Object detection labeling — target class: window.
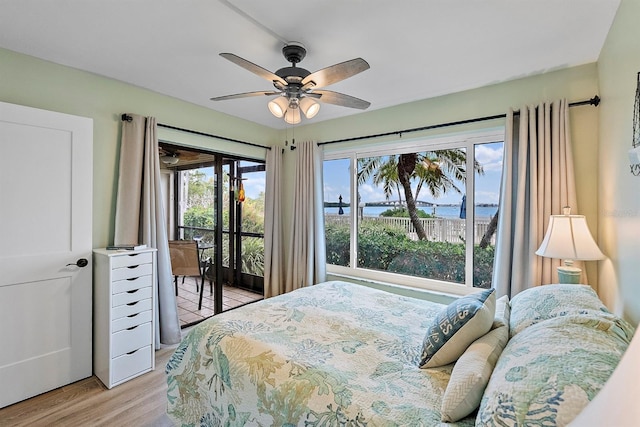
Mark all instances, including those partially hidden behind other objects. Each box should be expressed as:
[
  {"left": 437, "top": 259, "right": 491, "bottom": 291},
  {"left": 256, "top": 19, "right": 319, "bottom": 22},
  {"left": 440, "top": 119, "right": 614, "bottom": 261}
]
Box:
[{"left": 323, "top": 130, "right": 504, "bottom": 294}]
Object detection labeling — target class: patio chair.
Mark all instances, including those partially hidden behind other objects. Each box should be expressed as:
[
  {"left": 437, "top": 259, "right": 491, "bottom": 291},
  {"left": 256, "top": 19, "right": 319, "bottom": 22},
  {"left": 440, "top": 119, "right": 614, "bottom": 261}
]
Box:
[{"left": 168, "top": 240, "right": 212, "bottom": 310}]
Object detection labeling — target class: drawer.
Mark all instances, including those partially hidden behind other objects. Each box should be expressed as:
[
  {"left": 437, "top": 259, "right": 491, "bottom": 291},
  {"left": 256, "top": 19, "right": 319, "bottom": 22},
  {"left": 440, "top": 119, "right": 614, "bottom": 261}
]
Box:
[
  {"left": 112, "top": 322, "right": 152, "bottom": 358},
  {"left": 111, "top": 252, "right": 153, "bottom": 269},
  {"left": 112, "top": 286, "right": 152, "bottom": 308},
  {"left": 112, "top": 298, "right": 152, "bottom": 320},
  {"left": 112, "top": 263, "right": 153, "bottom": 281},
  {"left": 112, "top": 275, "right": 152, "bottom": 294},
  {"left": 112, "top": 309, "right": 152, "bottom": 333},
  {"left": 112, "top": 345, "right": 152, "bottom": 385}
]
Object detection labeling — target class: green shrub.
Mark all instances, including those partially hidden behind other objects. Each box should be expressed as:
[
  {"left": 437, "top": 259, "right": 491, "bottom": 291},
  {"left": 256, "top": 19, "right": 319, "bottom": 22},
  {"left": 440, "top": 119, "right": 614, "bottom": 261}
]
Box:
[
  {"left": 473, "top": 245, "right": 495, "bottom": 289},
  {"left": 239, "top": 237, "right": 264, "bottom": 276},
  {"left": 379, "top": 207, "right": 432, "bottom": 218},
  {"left": 357, "top": 220, "right": 407, "bottom": 270},
  {"left": 183, "top": 206, "right": 214, "bottom": 240},
  {"left": 325, "top": 219, "right": 494, "bottom": 288},
  {"left": 325, "top": 221, "right": 350, "bottom": 267}
]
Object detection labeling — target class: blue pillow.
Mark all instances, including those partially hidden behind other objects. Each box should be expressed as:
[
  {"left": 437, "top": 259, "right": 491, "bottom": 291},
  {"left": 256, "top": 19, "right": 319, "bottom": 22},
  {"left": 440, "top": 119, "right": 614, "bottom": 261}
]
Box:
[{"left": 419, "top": 288, "right": 496, "bottom": 368}]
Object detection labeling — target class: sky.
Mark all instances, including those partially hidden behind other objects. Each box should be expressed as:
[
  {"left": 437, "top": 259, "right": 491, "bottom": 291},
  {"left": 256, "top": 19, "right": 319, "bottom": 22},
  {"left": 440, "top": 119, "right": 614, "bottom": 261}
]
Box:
[
  {"left": 323, "top": 142, "right": 504, "bottom": 206},
  {"left": 241, "top": 172, "right": 266, "bottom": 199}
]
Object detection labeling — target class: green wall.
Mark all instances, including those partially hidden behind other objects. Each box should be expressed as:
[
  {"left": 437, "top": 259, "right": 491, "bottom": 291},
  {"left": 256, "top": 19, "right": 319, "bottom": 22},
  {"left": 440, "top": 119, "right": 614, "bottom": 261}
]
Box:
[
  {"left": 0, "top": 48, "right": 279, "bottom": 249},
  {"left": 597, "top": 0, "right": 640, "bottom": 324}
]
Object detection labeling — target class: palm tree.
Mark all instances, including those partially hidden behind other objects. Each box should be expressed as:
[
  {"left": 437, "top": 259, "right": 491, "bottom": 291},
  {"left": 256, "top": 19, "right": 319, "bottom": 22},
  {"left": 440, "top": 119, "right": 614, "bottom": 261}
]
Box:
[
  {"left": 358, "top": 149, "right": 483, "bottom": 240},
  {"left": 358, "top": 156, "right": 403, "bottom": 205}
]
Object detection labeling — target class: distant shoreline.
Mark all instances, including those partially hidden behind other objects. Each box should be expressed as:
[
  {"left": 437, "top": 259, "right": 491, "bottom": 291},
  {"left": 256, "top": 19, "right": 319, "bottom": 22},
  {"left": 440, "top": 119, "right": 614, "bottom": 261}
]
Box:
[
  {"left": 324, "top": 202, "right": 498, "bottom": 208},
  {"left": 325, "top": 204, "right": 498, "bottom": 220}
]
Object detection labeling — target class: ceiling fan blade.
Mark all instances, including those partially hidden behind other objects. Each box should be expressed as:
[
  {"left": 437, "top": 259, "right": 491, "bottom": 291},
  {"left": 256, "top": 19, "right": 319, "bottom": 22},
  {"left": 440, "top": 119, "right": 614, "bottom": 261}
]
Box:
[
  {"left": 301, "top": 58, "right": 369, "bottom": 89},
  {"left": 220, "top": 53, "right": 288, "bottom": 87},
  {"left": 210, "top": 91, "right": 280, "bottom": 101},
  {"left": 312, "top": 90, "right": 371, "bottom": 110}
]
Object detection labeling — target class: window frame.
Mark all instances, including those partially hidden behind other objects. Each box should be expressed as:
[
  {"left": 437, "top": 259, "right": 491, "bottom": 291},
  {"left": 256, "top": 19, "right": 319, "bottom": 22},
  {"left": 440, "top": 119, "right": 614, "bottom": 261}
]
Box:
[{"left": 323, "top": 128, "right": 505, "bottom": 296}]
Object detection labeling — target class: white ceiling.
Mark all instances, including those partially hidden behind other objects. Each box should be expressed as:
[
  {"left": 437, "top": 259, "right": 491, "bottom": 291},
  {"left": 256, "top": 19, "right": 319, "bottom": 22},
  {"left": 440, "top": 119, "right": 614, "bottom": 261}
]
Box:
[{"left": 0, "top": 0, "right": 620, "bottom": 129}]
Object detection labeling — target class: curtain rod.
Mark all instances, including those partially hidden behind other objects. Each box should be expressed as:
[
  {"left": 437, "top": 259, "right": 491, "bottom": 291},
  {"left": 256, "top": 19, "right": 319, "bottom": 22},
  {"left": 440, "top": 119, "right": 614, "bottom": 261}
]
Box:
[
  {"left": 120, "top": 114, "right": 271, "bottom": 151},
  {"left": 318, "top": 95, "right": 600, "bottom": 147}
]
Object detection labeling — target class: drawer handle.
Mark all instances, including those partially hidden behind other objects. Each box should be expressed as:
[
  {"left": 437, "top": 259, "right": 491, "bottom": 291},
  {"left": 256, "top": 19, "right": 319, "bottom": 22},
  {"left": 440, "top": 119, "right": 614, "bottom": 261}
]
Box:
[
  {"left": 127, "top": 265, "right": 140, "bottom": 269},
  {"left": 126, "top": 301, "right": 140, "bottom": 306},
  {"left": 127, "top": 325, "right": 139, "bottom": 331},
  {"left": 126, "top": 349, "right": 140, "bottom": 355},
  {"left": 126, "top": 277, "right": 141, "bottom": 281},
  {"left": 127, "top": 289, "right": 141, "bottom": 294},
  {"left": 127, "top": 313, "right": 140, "bottom": 318}
]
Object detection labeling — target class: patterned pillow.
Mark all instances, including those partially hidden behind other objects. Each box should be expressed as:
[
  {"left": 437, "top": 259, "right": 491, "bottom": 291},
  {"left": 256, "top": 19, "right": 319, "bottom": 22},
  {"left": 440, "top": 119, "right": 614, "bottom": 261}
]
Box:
[
  {"left": 509, "top": 284, "right": 609, "bottom": 337},
  {"left": 440, "top": 295, "right": 510, "bottom": 422},
  {"left": 477, "top": 314, "right": 634, "bottom": 426},
  {"left": 494, "top": 295, "right": 511, "bottom": 330},
  {"left": 419, "top": 288, "right": 495, "bottom": 368}
]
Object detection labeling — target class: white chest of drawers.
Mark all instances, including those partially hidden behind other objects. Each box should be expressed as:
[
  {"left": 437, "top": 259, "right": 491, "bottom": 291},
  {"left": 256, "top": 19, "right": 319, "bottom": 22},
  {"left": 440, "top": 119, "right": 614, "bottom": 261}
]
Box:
[{"left": 93, "top": 248, "right": 157, "bottom": 388}]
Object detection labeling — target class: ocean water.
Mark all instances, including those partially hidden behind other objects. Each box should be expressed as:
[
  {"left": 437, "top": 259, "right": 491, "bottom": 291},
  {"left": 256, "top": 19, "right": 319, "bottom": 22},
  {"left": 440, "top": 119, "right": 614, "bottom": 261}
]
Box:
[{"left": 325, "top": 205, "right": 498, "bottom": 219}]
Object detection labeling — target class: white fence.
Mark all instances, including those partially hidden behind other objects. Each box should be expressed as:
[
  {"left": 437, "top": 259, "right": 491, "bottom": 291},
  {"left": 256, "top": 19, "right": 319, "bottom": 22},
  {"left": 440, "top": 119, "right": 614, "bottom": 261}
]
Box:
[{"left": 325, "top": 214, "right": 495, "bottom": 245}]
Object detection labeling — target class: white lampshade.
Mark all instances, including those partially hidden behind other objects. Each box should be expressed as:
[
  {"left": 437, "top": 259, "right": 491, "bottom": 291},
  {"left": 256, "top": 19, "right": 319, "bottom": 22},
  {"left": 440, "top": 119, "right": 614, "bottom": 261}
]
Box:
[
  {"left": 268, "top": 97, "right": 289, "bottom": 118},
  {"left": 536, "top": 208, "right": 604, "bottom": 284},
  {"left": 284, "top": 107, "right": 301, "bottom": 124},
  {"left": 536, "top": 214, "right": 605, "bottom": 261},
  {"left": 299, "top": 97, "right": 320, "bottom": 119}
]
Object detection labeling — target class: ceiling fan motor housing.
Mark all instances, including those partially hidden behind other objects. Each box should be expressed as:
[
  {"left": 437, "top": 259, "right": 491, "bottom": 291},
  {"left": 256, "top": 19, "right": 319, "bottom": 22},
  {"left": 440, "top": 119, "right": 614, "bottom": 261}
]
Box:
[{"left": 282, "top": 42, "right": 306, "bottom": 64}]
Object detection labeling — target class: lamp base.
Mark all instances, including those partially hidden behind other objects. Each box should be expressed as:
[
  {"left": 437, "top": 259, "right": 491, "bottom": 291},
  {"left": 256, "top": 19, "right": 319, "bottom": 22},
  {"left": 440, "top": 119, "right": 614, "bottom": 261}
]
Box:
[{"left": 557, "top": 266, "right": 581, "bottom": 284}]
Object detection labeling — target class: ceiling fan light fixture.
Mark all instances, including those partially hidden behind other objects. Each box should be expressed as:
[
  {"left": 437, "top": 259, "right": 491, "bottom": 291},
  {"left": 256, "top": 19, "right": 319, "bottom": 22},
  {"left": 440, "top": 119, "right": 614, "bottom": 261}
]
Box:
[
  {"left": 160, "top": 155, "right": 179, "bottom": 165},
  {"left": 300, "top": 97, "right": 320, "bottom": 119},
  {"left": 268, "top": 96, "right": 288, "bottom": 118},
  {"left": 284, "top": 107, "right": 301, "bottom": 125}
]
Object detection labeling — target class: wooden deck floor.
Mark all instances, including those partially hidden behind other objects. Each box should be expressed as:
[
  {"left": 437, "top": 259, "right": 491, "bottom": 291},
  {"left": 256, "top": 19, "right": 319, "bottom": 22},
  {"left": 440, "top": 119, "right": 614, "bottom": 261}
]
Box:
[{"left": 175, "top": 276, "right": 263, "bottom": 327}]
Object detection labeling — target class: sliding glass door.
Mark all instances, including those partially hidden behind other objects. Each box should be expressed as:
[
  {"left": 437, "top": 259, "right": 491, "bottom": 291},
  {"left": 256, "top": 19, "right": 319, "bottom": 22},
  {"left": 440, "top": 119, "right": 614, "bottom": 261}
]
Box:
[{"left": 160, "top": 143, "right": 264, "bottom": 324}]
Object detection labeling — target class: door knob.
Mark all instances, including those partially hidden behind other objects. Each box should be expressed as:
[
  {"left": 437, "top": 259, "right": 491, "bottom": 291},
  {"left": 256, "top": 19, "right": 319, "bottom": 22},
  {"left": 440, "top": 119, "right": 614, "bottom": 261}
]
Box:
[{"left": 67, "top": 258, "right": 89, "bottom": 268}]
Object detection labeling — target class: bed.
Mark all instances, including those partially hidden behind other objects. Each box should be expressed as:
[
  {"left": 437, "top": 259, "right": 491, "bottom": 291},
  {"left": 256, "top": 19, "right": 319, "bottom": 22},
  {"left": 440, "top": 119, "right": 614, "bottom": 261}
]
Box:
[{"left": 166, "top": 280, "right": 635, "bottom": 426}]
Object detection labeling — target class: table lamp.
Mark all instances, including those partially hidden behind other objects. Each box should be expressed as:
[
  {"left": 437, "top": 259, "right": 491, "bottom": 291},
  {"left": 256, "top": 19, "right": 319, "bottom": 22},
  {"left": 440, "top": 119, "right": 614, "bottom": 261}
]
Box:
[{"left": 535, "top": 206, "right": 605, "bottom": 284}]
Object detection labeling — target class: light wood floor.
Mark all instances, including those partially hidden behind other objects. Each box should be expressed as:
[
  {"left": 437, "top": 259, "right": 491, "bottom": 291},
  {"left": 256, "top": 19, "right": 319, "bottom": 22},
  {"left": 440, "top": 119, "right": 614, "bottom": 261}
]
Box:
[
  {"left": 0, "top": 347, "right": 176, "bottom": 427},
  {"left": 0, "top": 281, "right": 263, "bottom": 427}
]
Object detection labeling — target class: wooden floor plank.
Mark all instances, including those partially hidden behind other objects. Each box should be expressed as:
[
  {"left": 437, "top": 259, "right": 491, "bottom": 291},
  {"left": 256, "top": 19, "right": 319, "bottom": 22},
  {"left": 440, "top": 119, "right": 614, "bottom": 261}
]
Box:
[{"left": 0, "top": 347, "right": 176, "bottom": 427}]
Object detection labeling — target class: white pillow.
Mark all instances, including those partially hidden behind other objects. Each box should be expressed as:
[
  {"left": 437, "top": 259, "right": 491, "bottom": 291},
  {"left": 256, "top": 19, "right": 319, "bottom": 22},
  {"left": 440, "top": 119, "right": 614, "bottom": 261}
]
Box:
[
  {"left": 419, "top": 288, "right": 496, "bottom": 368},
  {"left": 440, "top": 320, "right": 509, "bottom": 421}
]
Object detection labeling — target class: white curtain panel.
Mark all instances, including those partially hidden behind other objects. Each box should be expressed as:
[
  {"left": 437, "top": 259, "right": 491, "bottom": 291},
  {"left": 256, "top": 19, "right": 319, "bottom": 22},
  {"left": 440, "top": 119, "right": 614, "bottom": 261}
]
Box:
[
  {"left": 114, "top": 114, "right": 181, "bottom": 346},
  {"left": 285, "top": 141, "right": 327, "bottom": 292},
  {"left": 493, "top": 99, "right": 579, "bottom": 298},
  {"left": 263, "top": 147, "right": 284, "bottom": 298}
]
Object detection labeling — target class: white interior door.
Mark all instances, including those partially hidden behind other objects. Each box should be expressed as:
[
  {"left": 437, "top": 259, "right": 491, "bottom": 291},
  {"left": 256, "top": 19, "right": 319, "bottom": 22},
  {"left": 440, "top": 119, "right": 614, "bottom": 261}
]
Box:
[{"left": 0, "top": 101, "right": 93, "bottom": 408}]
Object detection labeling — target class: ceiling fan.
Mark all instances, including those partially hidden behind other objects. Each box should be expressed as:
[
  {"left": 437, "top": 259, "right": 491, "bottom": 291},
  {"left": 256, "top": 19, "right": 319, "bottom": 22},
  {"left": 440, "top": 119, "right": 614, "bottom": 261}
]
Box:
[
  {"left": 211, "top": 42, "right": 371, "bottom": 124},
  {"left": 158, "top": 147, "right": 199, "bottom": 165}
]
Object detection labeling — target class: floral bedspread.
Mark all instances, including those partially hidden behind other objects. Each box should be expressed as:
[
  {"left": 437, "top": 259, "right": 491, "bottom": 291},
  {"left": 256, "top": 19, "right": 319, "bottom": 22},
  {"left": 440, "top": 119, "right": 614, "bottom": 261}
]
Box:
[{"left": 166, "top": 280, "right": 474, "bottom": 426}]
